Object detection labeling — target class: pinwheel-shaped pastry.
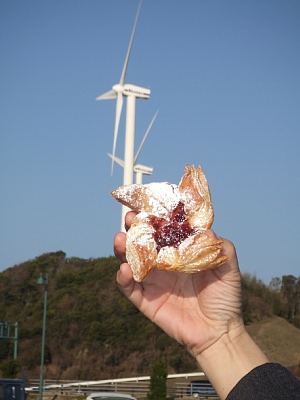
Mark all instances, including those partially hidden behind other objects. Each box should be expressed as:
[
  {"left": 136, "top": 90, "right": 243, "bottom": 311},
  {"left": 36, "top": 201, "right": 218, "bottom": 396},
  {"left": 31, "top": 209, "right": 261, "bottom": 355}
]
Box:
[{"left": 111, "top": 165, "right": 228, "bottom": 281}]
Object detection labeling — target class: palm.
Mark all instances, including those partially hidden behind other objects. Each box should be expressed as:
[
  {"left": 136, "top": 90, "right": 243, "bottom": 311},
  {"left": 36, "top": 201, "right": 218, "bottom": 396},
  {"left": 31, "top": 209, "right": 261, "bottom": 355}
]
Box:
[
  {"left": 116, "top": 225, "right": 243, "bottom": 359},
  {"left": 141, "top": 263, "right": 241, "bottom": 355}
]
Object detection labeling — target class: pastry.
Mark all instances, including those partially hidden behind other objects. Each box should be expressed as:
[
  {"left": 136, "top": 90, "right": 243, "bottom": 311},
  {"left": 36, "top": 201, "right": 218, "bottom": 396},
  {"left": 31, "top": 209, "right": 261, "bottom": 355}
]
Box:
[{"left": 111, "top": 164, "right": 228, "bottom": 281}]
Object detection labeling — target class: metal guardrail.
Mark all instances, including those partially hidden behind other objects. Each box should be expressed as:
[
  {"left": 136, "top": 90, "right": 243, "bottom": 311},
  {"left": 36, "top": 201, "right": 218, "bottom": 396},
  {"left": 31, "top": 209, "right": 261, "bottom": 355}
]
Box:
[{"left": 26, "top": 377, "right": 219, "bottom": 399}]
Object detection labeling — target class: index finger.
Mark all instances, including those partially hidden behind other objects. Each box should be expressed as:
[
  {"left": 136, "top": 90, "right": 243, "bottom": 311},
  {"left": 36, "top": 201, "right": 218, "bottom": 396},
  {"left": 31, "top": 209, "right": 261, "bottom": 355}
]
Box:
[
  {"left": 114, "top": 232, "right": 127, "bottom": 264},
  {"left": 125, "top": 211, "right": 138, "bottom": 231}
]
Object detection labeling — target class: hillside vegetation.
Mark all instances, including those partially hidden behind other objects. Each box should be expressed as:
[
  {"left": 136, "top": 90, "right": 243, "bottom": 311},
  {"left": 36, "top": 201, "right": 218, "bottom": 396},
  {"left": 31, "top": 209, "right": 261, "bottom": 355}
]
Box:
[{"left": 0, "top": 251, "right": 300, "bottom": 381}]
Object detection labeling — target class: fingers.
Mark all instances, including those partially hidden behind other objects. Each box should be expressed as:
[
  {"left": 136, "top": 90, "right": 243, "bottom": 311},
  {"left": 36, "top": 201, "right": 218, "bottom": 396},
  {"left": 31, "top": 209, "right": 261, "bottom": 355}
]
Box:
[
  {"left": 114, "top": 211, "right": 138, "bottom": 264},
  {"left": 114, "top": 233, "right": 136, "bottom": 298},
  {"left": 206, "top": 229, "right": 239, "bottom": 272},
  {"left": 116, "top": 263, "right": 133, "bottom": 289},
  {"left": 116, "top": 264, "right": 135, "bottom": 299},
  {"left": 116, "top": 263, "right": 143, "bottom": 308},
  {"left": 125, "top": 211, "right": 138, "bottom": 231},
  {"left": 222, "top": 238, "right": 238, "bottom": 263},
  {"left": 205, "top": 229, "right": 236, "bottom": 255},
  {"left": 114, "top": 232, "right": 127, "bottom": 264}
]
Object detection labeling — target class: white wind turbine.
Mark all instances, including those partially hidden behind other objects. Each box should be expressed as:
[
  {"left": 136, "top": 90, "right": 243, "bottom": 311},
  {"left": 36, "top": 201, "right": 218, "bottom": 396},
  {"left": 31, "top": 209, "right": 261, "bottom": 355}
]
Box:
[
  {"left": 96, "top": 0, "right": 151, "bottom": 231},
  {"left": 108, "top": 156, "right": 153, "bottom": 185},
  {"left": 108, "top": 110, "right": 158, "bottom": 184},
  {"left": 134, "top": 164, "right": 154, "bottom": 185}
]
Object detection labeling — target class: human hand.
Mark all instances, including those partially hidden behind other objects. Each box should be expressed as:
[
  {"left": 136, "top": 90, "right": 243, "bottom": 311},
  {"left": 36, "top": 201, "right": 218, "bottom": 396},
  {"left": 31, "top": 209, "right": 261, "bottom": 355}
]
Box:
[{"left": 115, "top": 211, "right": 243, "bottom": 360}]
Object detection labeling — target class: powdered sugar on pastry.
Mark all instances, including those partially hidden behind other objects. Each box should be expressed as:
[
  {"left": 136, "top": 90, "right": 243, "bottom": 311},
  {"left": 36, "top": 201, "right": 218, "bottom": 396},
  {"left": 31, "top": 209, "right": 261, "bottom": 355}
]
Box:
[
  {"left": 111, "top": 182, "right": 180, "bottom": 218},
  {"left": 111, "top": 164, "right": 228, "bottom": 281}
]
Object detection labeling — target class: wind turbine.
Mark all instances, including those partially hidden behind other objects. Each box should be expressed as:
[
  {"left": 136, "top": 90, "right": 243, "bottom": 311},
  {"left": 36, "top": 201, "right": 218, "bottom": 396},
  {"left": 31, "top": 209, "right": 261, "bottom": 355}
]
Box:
[
  {"left": 108, "top": 110, "right": 157, "bottom": 181},
  {"left": 108, "top": 155, "right": 153, "bottom": 185},
  {"left": 134, "top": 164, "right": 153, "bottom": 184},
  {"left": 108, "top": 110, "right": 158, "bottom": 229},
  {"left": 108, "top": 156, "right": 153, "bottom": 229},
  {"left": 96, "top": 0, "right": 151, "bottom": 231}
]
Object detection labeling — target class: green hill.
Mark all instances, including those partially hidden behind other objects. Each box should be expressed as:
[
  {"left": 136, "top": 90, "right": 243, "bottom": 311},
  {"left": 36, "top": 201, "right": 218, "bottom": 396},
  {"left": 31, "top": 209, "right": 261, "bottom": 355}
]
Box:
[{"left": 0, "top": 251, "right": 300, "bottom": 381}]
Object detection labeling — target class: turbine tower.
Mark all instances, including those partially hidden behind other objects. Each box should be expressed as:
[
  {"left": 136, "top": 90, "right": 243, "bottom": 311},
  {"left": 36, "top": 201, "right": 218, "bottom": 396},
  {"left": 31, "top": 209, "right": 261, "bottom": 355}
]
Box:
[
  {"left": 108, "top": 110, "right": 158, "bottom": 186},
  {"left": 96, "top": 0, "right": 151, "bottom": 231}
]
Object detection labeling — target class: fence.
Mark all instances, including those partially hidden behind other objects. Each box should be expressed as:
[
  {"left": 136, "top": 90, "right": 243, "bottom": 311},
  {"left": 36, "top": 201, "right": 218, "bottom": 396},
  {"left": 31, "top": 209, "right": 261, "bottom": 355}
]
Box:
[{"left": 26, "top": 376, "right": 219, "bottom": 399}]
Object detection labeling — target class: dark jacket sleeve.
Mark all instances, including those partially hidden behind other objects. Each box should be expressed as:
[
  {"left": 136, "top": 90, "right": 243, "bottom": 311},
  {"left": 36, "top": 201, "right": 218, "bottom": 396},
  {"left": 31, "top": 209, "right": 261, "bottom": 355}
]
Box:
[{"left": 226, "top": 363, "right": 300, "bottom": 399}]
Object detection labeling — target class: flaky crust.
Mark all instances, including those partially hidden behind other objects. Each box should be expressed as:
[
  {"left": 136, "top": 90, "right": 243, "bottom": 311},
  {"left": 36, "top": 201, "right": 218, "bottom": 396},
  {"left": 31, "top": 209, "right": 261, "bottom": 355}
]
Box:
[{"left": 111, "top": 165, "right": 228, "bottom": 281}]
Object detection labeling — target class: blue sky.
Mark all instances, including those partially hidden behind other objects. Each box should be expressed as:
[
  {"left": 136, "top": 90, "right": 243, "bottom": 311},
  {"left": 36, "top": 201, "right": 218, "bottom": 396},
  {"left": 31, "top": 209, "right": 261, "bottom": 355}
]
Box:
[{"left": 1, "top": 0, "right": 299, "bottom": 284}]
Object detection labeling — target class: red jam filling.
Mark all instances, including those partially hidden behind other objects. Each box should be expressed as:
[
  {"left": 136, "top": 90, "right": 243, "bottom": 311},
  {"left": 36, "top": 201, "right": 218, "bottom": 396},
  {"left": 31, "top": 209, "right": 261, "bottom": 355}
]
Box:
[{"left": 148, "top": 201, "right": 195, "bottom": 252}]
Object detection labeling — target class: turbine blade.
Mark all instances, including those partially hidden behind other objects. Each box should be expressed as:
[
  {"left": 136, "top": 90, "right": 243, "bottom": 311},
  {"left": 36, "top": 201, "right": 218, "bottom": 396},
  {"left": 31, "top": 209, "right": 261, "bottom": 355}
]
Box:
[
  {"left": 111, "top": 92, "right": 123, "bottom": 175},
  {"left": 134, "top": 110, "right": 158, "bottom": 164},
  {"left": 107, "top": 153, "right": 124, "bottom": 168},
  {"left": 96, "top": 89, "right": 117, "bottom": 100},
  {"left": 119, "top": 0, "right": 142, "bottom": 86}
]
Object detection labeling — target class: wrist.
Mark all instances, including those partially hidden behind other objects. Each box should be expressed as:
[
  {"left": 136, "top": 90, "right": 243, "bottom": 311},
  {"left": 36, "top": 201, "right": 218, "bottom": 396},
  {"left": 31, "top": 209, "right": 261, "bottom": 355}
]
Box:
[{"left": 197, "top": 324, "right": 269, "bottom": 400}]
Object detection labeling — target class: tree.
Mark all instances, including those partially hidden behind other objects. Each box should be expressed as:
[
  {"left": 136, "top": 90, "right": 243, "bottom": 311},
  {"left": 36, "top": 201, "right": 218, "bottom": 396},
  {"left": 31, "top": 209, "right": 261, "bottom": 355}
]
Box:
[
  {"left": 269, "top": 277, "right": 283, "bottom": 316},
  {"left": 0, "top": 359, "right": 20, "bottom": 378},
  {"left": 269, "top": 277, "right": 281, "bottom": 293},
  {"left": 281, "top": 275, "right": 298, "bottom": 320},
  {"left": 147, "top": 359, "right": 167, "bottom": 400}
]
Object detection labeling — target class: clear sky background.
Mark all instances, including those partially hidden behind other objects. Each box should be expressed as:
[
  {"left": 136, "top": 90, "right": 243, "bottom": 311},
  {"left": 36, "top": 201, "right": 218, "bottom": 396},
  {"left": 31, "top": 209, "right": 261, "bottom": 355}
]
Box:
[{"left": 1, "top": 0, "right": 299, "bottom": 284}]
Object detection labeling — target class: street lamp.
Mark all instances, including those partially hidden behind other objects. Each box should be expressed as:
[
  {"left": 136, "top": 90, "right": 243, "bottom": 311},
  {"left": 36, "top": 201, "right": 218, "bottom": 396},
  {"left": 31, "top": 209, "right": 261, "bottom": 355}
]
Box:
[{"left": 37, "top": 273, "right": 48, "bottom": 400}]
